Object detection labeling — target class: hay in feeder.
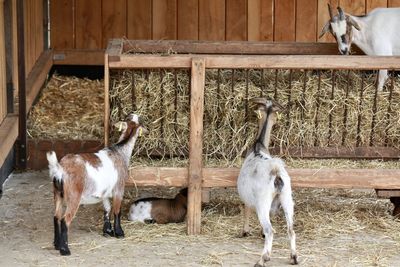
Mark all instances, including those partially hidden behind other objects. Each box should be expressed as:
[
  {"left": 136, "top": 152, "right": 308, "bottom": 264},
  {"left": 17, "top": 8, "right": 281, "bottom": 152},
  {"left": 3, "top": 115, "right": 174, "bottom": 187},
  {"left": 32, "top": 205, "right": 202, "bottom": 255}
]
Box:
[
  {"left": 109, "top": 69, "right": 400, "bottom": 167},
  {"left": 27, "top": 74, "right": 104, "bottom": 140}
]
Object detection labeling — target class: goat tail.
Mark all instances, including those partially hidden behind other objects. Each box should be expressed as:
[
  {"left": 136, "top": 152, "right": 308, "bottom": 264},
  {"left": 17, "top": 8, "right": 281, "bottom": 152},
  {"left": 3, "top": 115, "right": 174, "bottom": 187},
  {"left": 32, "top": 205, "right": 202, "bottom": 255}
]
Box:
[
  {"left": 46, "top": 151, "right": 63, "bottom": 182},
  {"left": 269, "top": 158, "right": 285, "bottom": 192}
]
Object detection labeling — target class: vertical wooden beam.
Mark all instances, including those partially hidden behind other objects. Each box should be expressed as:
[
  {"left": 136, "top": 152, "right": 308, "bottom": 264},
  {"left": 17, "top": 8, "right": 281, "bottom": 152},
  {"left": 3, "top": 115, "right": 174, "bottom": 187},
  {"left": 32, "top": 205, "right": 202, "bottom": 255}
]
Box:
[
  {"left": 247, "top": 0, "right": 260, "bottom": 41},
  {"left": 296, "top": 0, "right": 317, "bottom": 42},
  {"left": 226, "top": 0, "right": 247, "bottom": 41},
  {"left": 104, "top": 53, "right": 110, "bottom": 146},
  {"left": 274, "top": 0, "right": 296, "bottom": 41},
  {"left": 177, "top": 0, "right": 199, "bottom": 40},
  {"left": 127, "top": 0, "right": 152, "bottom": 39},
  {"left": 259, "top": 0, "right": 273, "bottom": 41},
  {"left": 0, "top": 0, "right": 6, "bottom": 123},
  {"left": 102, "top": 0, "right": 127, "bottom": 48},
  {"left": 153, "top": 0, "right": 177, "bottom": 40},
  {"left": 187, "top": 58, "right": 205, "bottom": 235},
  {"left": 199, "top": 0, "right": 225, "bottom": 40}
]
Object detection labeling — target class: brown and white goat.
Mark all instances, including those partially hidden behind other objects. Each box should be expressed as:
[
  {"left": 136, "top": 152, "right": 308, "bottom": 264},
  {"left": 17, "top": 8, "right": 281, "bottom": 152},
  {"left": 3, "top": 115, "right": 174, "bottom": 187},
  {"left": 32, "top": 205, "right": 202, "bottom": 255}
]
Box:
[
  {"left": 128, "top": 188, "right": 188, "bottom": 224},
  {"left": 47, "top": 113, "right": 147, "bottom": 256}
]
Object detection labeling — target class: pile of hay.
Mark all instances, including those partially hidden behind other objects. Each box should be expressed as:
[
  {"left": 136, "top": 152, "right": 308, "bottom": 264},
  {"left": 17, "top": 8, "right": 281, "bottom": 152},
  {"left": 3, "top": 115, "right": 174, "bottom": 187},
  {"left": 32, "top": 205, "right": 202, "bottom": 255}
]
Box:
[
  {"left": 110, "top": 69, "right": 400, "bottom": 166},
  {"left": 28, "top": 74, "right": 104, "bottom": 140}
]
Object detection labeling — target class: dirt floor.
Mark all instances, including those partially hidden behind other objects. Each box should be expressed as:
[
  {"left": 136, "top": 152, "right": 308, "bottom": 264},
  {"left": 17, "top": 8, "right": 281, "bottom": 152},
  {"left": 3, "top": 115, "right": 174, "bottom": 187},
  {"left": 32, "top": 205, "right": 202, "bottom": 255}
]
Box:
[{"left": 1, "top": 171, "right": 400, "bottom": 267}]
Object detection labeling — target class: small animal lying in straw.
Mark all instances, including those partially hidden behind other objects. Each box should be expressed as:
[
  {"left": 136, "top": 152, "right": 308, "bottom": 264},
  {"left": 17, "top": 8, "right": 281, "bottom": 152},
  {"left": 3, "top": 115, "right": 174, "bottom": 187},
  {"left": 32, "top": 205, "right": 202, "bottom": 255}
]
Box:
[
  {"left": 128, "top": 188, "right": 188, "bottom": 224},
  {"left": 47, "top": 113, "right": 147, "bottom": 256}
]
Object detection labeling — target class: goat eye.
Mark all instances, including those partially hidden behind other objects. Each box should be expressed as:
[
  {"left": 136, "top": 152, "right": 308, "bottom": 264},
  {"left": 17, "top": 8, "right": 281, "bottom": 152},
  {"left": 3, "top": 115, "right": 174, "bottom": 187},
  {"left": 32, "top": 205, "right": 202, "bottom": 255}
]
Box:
[{"left": 340, "top": 35, "right": 346, "bottom": 43}]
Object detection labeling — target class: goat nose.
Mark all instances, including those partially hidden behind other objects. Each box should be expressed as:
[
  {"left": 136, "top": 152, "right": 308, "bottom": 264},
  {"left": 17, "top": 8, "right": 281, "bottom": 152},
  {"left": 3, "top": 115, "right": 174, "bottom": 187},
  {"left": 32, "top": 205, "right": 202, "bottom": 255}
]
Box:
[{"left": 340, "top": 48, "right": 349, "bottom": 55}]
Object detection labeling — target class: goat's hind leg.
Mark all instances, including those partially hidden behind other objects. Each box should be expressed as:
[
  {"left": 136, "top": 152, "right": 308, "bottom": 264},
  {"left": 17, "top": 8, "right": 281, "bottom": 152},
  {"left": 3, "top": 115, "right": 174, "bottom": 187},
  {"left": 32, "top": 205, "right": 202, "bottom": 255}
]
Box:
[
  {"left": 102, "top": 198, "right": 114, "bottom": 237},
  {"left": 53, "top": 192, "right": 63, "bottom": 250},
  {"left": 59, "top": 199, "right": 80, "bottom": 256},
  {"left": 280, "top": 189, "right": 298, "bottom": 265},
  {"left": 254, "top": 196, "right": 274, "bottom": 267}
]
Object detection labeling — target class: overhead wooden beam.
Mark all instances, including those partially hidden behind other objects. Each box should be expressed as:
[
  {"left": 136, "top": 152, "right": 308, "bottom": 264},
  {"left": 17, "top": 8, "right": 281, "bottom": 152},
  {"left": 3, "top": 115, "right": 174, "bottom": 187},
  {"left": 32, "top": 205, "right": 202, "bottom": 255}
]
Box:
[
  {"left": 108, "top": 54, "right": 400, "bottom": 70},
  {"left": 128, "top": 167, "right": 400, "bottom": 190}
]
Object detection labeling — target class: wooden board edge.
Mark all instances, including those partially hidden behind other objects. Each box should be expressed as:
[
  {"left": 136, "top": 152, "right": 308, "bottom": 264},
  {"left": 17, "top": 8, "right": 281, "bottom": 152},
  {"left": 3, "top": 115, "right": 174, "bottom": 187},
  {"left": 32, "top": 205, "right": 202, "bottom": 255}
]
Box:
[
  {"left": 0, "top": 114, "right": 18, "bottom": 167},
  {"left": 53, "top": 50, "right": 105, "bottom": 65}
]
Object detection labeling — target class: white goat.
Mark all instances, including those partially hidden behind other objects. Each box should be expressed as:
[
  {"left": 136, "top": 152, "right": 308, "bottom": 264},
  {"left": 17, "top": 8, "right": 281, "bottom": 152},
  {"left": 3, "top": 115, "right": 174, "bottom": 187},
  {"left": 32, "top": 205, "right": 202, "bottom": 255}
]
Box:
[
  {"left": 237, "top": 98, "right": 297, "bottom": 266},
  {"left": 47, "top": 113, "right": 147, "bottom": 256},
  {"left": 320, "top": 5, "right": 400, "bottom": 90}
]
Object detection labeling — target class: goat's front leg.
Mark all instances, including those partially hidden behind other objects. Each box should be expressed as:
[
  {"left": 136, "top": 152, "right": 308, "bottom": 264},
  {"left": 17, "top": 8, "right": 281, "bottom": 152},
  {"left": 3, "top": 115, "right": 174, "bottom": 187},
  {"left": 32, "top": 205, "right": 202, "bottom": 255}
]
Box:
[
  {"left": 102, "top": 198, "right": 114, "bottom": 237},
  {"left": 112, "top": 195, "right": 124, "bottom": 238},
  {"left": 241, "top": 205, "right": 251, "bottom": 237},
  {"left": 378, "top": 69, "right": 388, "bottom": 90}
]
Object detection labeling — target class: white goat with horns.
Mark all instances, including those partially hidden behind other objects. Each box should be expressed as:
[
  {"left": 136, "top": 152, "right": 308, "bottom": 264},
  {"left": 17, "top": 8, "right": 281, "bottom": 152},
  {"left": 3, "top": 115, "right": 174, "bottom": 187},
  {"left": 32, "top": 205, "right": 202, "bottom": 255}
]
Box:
[
  {"left": 237, "top": 98, "right": 297, "bottom": 266},
  {"left": 320, "top": 4, "right": 400, "bottom": 90}
]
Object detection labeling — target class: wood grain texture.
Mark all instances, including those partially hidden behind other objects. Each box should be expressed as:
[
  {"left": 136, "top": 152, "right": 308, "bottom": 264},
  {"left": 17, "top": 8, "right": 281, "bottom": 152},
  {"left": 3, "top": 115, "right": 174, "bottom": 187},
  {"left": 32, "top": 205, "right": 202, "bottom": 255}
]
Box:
[
  {"left": 0, "top": 114, "right": 18, "bottom": 167},
  {"left": 260, "top": 0, "right": 274, "bottom": 41},
  {"left": 199, "top": 0, "right": 225, "bottom": 40},
  {"left": 0, "top": 0, "right": 5, "bottom": 122},
  {"left": 388, "top": 0, "right": 400, "bottom": 7},
  {"left": 226, "top": 0, "right": 247, "bottom": 41},
  {"left": 127, "top": 0, "right": 152, "bottom": 39},
  {"left": 317, "top": 0, "right": 339, "bottom": 43},
  {"left": 247, "top": 0, "right": 260, "bottom": 40},
  {"left": 35, "top": 0, "right": 44, "bottom": 60},
  {"left": 153, "top": 0, "right": 177, "bottom": 40},
  {"left": 187, "top": 58, "right": 205, "bottom": 235},
  {"left": 50, "top": 0, "right": 74, "bottom": 49},
  {"left": 177, "top": 0, "right": 198, "bottom": 40},
  {"left": 102, "top": 0, "right": 126, "bottom": 48},
  {"left": 340, "top": 0, "right": 366, "bottom": 15},
  {"left": 75, "top": 0, "right": 102, "bottom": 49},
  {"left": 366, "top": 0, "right": 388, "bottom": 12},
  {"left": 274, "top": 0, "right": 296, "bottom": 41},
  {"left": 296, "top": 0, "right": 318, "bottom": 42}
]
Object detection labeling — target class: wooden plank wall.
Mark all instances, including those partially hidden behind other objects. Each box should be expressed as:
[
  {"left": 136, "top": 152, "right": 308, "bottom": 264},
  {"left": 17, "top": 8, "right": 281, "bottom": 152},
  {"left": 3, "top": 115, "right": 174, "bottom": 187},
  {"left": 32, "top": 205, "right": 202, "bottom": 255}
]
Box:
[
  {"left": 0, "top": 0, "right": 6, "bottom": 124},
  {"left": 50, "top": 0, "right": 400, "bottom": 50},
  {"left": 24, "top": 0, "right": 44, "bottom": 76}
]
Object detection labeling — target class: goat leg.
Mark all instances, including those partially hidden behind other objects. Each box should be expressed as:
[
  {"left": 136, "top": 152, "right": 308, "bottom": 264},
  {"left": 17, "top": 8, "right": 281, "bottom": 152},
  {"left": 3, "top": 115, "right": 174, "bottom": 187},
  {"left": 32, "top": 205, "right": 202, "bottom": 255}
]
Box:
[
  {"left": 53, "top": 216, "right": 61, "bottom": 250},
  {"left": 103, "top": 211, "right": 114, "bottom": 237},
  {"left": 59, "top": 218, "right": 71, "bottom": 256},
  {"left": 113, "top": 212, "right": 124, "bottom": 238}
]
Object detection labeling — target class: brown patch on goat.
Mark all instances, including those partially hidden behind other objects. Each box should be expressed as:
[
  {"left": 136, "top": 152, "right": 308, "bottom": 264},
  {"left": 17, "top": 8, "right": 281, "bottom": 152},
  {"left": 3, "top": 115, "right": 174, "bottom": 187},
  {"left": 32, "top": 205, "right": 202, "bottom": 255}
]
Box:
[
  {"left": 150, "top": 189, "right": 188, "bottom": 224},
  {"left": 79, "top": 153, "right": 102, "bottom": 168}
]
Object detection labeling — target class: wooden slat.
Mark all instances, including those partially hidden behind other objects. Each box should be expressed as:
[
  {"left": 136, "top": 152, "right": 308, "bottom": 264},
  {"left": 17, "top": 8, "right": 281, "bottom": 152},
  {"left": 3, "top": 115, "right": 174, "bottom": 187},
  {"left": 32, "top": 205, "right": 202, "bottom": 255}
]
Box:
[
  {"left": 340, "top": 0, "right": 366, "bottom": 15},
  {"left": 177, "top": 0, "right": 198, "bottom": 40},
  {"left": 50, "top": 0, "right": 74, "bottom": 49},
  {"left": 121, "top": 40, "right": 341, "bottom": 55},
  {"left": 53, "top": 50, "right": 104, "bottom": 65},
  {"left": 102, "top": 0, "right": 126, "bottom": 48},
  {"left": 12, "top": 0, "right": 18, "bottom": 95},
  {"left": 187, "top": 58, "right": 205, "bottom": 235},
  {"left": 296, "top": 0, "right": 318, "bottom": 42},
  {"left": 127, "top": 0, "right": 152, "bottom": 39},
  {"left": 109, "top": 54, "right": 400, "bottom": 70},
  {"left": 127, "top": 167, "right": 400, "bottom": 189},
  {"left": 259, "top": 0, "right": 273, "bottom": 41},
  {"left": 0, "top": 114, "right": 18, "bottom": 167},
  {"left": 0, "top": 0, "right": 6, "bottom": 123},
  {"left": 388, "top": 0, "right": 400, "bottom": 7},
  {"left": 35, "top": 0, "right": 44, "bottom": 60},
  {"left": 317, "top": 0, "right": 339, "bottom": 43},
  {"left": 226, "top": 0, "right": 247, "bottom": 41},
  {"left": 153, "top": 0, "right": 177, "bottom": 40},
  {"left": 199, "top": 0, "right": 225, "bottom": 40},
  {"left": 104, "top": 52, "right": 110, "bottom": 146},
  {"left": 247, "top": 0, "right": 260, "bottom": 41},
  {"left": 274, "top": 0, "right": 296, "bottom": 41},
  {"left": 23, "top": 0, "right": 30, "bottom": 74},
  {"left": 376, "top": 190, "right": 400, "bottom": 198},
  {"left": 75, "top": 0, "right": 102, "bottom": 49},
  {"left": 26, "top": 50, "right": 53, "bottom": 112},
  {"left": 366, "top": 0, "right": 388, "bottom": 12}
]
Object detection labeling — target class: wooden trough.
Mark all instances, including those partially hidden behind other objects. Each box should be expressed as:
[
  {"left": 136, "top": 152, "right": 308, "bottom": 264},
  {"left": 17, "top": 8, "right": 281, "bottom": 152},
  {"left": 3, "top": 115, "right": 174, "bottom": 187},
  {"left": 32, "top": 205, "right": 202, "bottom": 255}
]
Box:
[{"left": 104, "top": 39, "right": 400, "bottom": 235}]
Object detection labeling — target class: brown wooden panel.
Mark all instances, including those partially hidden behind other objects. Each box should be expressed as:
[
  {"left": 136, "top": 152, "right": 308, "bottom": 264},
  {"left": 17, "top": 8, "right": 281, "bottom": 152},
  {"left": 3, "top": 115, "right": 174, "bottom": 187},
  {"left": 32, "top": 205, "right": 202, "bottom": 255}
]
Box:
[
  {"left": 366, "top": 0, "right": 388, "bottom": 12},
  {"left": 35, "top": 0, "right": 44, "bottom": 60},
  {"left": 50, "top": 0, "right": 74, "bottom": 49},
  {"left": 296, "top": 0, "right": 318, "bottom": 42},
  {"left": 177, "top": 0, "right": 199, "bottom": 40},
  {"left": 102, "top": 0, "right": 126, "bottom": 48},
  {"left": 226, "top": 0, "right": 247, "bottom": 41},
  {"left": 388, "top": 0, "right": 400, "bottom": 7},
  {"left": 199, "top": 0, "right": 225, "bottom": 40},
  {"left": 24, "top": 0, "right": 30, "bottom": 74},
  {"left": 0, "top": 0, "right": 6, "bottom": 122},
  {"left": 317, "top": 0, "right": 339, "bottom": 43},
  {"left": 247, "top": 0, "right": 260, "bottom": 40},
  {"left": 76, "top": 0, "right": 102, "bottom": 49},
  {"left": 0, "top": 115, "right": 18, "bottom": 167},
  {"left": 127, "top": 0, "right": 152, "bottom": 39},
  {"left": 29, "top": 0, "right": 37, "bottom": 68},
  {"left": 340, "top": 0, "right": 366, "bottom": 15},
  {"left": 274, "top": 0, "right": 296, "bottom": 41},
  {"left": 260, "top": 0, "right": 273, "bottom": 41},
  {"left": 153, "top": 0, "right": 177, "bottom": 40}
]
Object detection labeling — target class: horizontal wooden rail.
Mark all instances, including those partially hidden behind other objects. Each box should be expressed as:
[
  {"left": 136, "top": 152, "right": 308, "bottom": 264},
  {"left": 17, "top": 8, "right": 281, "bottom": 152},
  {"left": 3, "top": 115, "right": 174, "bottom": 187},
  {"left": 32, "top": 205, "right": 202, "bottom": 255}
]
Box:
[
  {"left": 128, "top": 167, "right": 400, "bottom": 190},
  {"left": 53, "top": 50, "right": 104, "bottom": 65},
  {"left": 108, "top": 54, "right": 400, "bottom": 70}
]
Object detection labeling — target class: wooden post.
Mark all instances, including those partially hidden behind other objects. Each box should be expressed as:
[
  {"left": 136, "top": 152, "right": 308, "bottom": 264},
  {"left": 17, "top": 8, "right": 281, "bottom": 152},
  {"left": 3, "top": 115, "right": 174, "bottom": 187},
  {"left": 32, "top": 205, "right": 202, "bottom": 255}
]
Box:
[
  {"left": 104, "top": 53, "right": 110, "bottom": 146},
  {"left": 187, "top": 58, "right": 205, "bottom": 235}
]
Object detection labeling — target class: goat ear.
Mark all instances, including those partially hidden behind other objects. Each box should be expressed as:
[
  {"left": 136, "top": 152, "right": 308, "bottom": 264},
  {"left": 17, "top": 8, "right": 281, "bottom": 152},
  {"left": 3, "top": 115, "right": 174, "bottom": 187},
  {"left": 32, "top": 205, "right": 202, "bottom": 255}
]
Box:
[
  {"left": 347, "top": 16, "right": 361, "bottom": 31},
  {"left": 319, "top": 21, "right": 331, "bottom": 38},
  {"left": 251, "top": 97, "right": 267, "bottom": 105},
  {"left": 113, "top": 121, "right": 128, "bottom": 132}
]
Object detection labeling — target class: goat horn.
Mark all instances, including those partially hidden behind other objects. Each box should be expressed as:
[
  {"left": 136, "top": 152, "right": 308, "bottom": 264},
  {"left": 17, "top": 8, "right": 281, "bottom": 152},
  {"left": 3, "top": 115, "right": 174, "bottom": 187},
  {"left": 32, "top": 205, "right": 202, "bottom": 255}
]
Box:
[
  {"left": 328, "top": 3, "right": 334, "bottom": 21},
  {"left": 338, "top": 6, "right": 345, "bottom": 20}
]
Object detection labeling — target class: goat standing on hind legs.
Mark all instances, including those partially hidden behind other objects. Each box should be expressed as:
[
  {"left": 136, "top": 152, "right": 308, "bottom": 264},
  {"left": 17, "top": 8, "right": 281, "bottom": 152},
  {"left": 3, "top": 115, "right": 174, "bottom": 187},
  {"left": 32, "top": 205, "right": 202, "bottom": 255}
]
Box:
[
  {"left": 47, "top": 113, "right": 147, "bottom": 256},
  {"left": 237, "top": 99, "right": 298, "bottom": 266}
]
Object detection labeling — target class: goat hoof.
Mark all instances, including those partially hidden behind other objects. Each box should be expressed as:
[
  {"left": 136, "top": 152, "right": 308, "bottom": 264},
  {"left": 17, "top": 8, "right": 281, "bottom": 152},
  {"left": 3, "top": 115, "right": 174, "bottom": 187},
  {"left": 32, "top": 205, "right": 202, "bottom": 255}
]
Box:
[
  {"left": 54, "top": 242, "right": 60, "bottom": 250},
  {"left": 103, "top": 229, "right": 115, "bottom": 237},
  {"left": 290, "top": 254, "right": 298, "bottom": 265},
  {"left": 59, "top": 247, "right": 71, "bottom": 256},
  {"left": 240, "top": 231, "right": 250, "bottom": 238},
  {"left": 114, "top": 229, "right": 125, "bottom": 238}
]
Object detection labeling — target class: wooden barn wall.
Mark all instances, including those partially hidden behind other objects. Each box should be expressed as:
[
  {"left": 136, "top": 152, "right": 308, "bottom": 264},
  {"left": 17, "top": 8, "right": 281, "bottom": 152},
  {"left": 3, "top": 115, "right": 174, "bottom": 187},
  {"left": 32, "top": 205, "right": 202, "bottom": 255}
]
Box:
[
  {"left": 23, "top": 0, "right": 45, "bottom": 77},
  {"left": 0, "top": 0, "right": 7, "bottom": 124},
  {"left": 50, "top": 0, "right": 400, "bottom": 50}
]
